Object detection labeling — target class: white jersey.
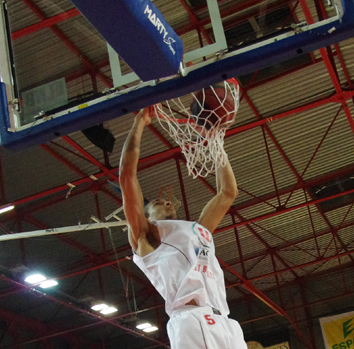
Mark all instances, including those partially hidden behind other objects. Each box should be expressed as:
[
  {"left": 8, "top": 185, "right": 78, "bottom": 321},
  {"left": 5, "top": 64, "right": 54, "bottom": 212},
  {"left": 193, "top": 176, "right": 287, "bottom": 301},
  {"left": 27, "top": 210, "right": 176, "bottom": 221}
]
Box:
[{"left": 133, "top": 220, "right": 229, "bottom": 317}]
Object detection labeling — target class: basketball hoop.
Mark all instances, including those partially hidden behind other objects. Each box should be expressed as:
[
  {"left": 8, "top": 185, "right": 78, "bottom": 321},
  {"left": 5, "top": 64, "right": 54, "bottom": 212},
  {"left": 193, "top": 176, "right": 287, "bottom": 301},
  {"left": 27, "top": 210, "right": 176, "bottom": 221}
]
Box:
[
  {"left": 153, "top": 79, "right": 239, "bottom": 178},
  {"left": 158, "top": 186, "right": 182, "bottom": 212}
]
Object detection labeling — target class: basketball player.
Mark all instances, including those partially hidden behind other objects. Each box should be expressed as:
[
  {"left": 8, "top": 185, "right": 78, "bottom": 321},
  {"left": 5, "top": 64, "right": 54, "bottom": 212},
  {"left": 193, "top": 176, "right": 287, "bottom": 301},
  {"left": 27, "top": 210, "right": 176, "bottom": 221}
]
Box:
[{"left": 119, "top": 106, "right": 247, "bottom": 349}]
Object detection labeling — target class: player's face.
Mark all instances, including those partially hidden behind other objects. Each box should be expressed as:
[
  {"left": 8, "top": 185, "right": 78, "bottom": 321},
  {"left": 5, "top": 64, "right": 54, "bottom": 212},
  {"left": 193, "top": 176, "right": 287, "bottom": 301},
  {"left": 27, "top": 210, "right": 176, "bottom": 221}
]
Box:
[{"left": 147, "top": 198, "right": 177, "bottom": 221}]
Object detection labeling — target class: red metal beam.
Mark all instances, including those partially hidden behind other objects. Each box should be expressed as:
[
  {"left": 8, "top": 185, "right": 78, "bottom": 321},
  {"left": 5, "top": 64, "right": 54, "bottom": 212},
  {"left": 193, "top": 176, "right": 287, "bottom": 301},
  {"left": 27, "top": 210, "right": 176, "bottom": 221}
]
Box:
[
  {"left": 298, "top": 0, "right": 354, "bottom": 136},
  {"left": 12, "top": 214, "right": 351, "bottom": 288},
  {"left": 176, "top": 0, "right": 289, "bottom": 36},
  {"left": 218, "top": 258, "right": 305, "bottom": 338},
  {"left": 40, "top": 144, "right": 89, "bottom": 178},
  {"left": 5, "top": 250, "right": 352, "bottom": 347},
  {"left": 179, "top": 0, "right": 213, "bottom": 45},
  {"left": 0, "top": 306, "right": 97, "bottom": 348},
  {"left": 220, "top": 185, "right": 354, "bottom": 233},
  {"left": 23, "top": 213, "right": 149, "bottom": 285},
  {"left": 1, "top": 322, "right": 105, "bottom": 349},
  {"left": 9, "top": 146, "right": 180, "bottom": 211},
  {"left": 284, "top": 106, "right": 342, "bottom": 206},
  {"left": 5, "top": 153, "right": 354, "bottom": 246},
  {"left": 21, "top": 0, "right": 112, "bottom": 88},
  {"left": 23, "top": 214, "right": 101, "bottom": 259},
  {"left": 11, "top": 8, "right": 80, "bottom": 40},
  {"left": 62, "top": 136, "right": 119, "bottom": 181},
  {"left": 0, "top": 274, "right": 170, "bottom": 348},
  {"left": 226, "top": 246, "right": 354, "bottom": 289},
  {"left": 6, "top": 82, "right": 352, "bottom": 208},
  {"left": 190, "top": 156, "right": 303, "bottom": 331}
]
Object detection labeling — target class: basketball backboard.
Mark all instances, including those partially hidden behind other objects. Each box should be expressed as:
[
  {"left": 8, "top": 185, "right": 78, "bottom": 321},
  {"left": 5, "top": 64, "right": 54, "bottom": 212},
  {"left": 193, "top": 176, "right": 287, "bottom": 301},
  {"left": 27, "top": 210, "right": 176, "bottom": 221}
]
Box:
[{"left": 0, "top": 0, "right": 353, "bottom": 150}]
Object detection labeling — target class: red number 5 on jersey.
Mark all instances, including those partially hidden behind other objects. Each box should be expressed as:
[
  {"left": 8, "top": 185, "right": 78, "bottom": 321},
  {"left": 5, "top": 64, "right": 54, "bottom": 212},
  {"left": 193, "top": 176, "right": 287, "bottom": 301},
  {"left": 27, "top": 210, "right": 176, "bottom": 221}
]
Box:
[{"left": 204, "top": 315, "right": 215, "bottom": 325}]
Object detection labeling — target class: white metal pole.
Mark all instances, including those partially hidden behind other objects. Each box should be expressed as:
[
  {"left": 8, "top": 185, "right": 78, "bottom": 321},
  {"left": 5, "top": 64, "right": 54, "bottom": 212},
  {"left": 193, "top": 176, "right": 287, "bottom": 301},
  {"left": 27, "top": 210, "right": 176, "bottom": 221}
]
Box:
[{"left": 0, "top": 221, "right": 128, "bottom": 242}]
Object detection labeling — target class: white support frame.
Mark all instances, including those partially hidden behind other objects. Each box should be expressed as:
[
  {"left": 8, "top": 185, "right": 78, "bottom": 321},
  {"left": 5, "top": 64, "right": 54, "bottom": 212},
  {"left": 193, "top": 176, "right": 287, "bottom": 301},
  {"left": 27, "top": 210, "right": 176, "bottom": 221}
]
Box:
[
  {"left": 108, "top": 44, "right": 139, "bottom": 87},
  {"left": 108, "top": 0, "right": 227, "bottom": 87},
  {"left": 182, "top": 0, "right": 227, "bottom": 63},
  {"left": 0, "top": 221, "right": 128, "bottom": 241},
  {"left": 7, "top": 0, "right": 344, "bottom": 132},
  {"left": 0, "top": 2, "right": 20, "bottom": 130},
  {"left": 108, "top": 44, "right": 157, "bottom": 88}
]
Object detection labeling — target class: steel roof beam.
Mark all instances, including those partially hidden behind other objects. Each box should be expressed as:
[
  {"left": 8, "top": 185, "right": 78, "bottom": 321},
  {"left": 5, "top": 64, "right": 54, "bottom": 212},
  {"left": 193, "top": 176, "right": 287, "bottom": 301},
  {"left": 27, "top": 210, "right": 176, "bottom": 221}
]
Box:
[
  {"left": 6, "top": 211, "right": 347, "bottom": 287},
  {"left": 13, "top": 0, "right": 287, "bottom": 41},
  {"left": 235, "top": 259, "right": 354, "bottom": 311},
  {"left": 176, "top": 0, "right": 289, "bottom": 36},
  {"left": 298, "top": 0, "right": 354, "bottom": 136},
  {"left": 13, "top": 267, "right": 354, "bottom": 348},
  {"left": 21, "top": 0, "right": 112, "bottom": 88},
  {"left": 296, "top": 0, "right": 354, "bottom": 261},
  {"left": 48, "top": 205, "right": 354, "bottom": 285},
  {"left": 179, "top": 0, "right": 213, "bottom": 45},
  {"left": 3, "top": 160, "right": 354, "bottom": 242},
  {"left": 218, "top": 258, "right": 305, "bottom": 339},
  {"left": 6, "top": 84, "right": 352, "bottom": 215},
  {"left": 0, "top": 306, "right": 97, "bottom": 348},
  {"left": 0, "top": 274, "right": 170, "bottom": 348},
  {"left": 62, "top": 136, "right": 119, "bottom": 182},
  {"left": 190, "top": 172, "right": 299, "bottom": 280},
  {"left": 40, "top": 143, "right": 90, "bottom": 179},
  {"left": 249, "top": 247, "right": 354, "bottom": 284},
  {"left": 22, "top": 214, "right": 149, "bottom": 287},
  {"left": 191, "top": 166, "right": 303, "bottom": 331},
  {"left": 219, "top": 185, "right": 354, "bottom": 233},
  {"left": 11, "top": 8, "right": 80, "bottom": 40},
  {"left": 240, "top": 84, "right": 352, "bottom": 261},
  {"left": 6, "top": 159, "right": 354, "bottom": 240}
]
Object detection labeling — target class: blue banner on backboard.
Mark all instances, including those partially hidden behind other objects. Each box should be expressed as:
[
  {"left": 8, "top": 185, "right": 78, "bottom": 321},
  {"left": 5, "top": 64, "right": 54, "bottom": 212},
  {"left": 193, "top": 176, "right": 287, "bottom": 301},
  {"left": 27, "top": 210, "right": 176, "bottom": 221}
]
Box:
[{"left": 71, "top": 0, "right": 183, "bottom": 81}]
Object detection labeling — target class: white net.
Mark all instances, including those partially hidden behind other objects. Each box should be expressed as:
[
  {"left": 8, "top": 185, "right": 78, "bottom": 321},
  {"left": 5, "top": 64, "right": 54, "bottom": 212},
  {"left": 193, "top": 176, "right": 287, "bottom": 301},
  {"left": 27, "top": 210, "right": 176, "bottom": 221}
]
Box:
[{"left": 154, "top": 80, "right": 239, "bottom": 178}]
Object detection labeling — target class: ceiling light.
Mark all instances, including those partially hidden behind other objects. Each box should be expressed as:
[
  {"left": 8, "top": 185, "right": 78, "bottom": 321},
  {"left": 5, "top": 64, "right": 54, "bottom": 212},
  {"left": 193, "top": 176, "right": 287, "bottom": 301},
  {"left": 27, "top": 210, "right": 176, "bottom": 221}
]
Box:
[
  {"left": 100, "top": 306, "right": 117, "bottom": 315},
  {"left": 143, "top": 326, "right": 158, "bottom": 332},
  {"left": 24, "top": 274, "right": 47, "bottom": 284},
  {"left": 91, "top": 303, "right": 109, "bottom": 311},
  {"left": 136, "top": 323, "right": 152, "bottom": 330},
  {"left": 39, "top": 280, "right": 58, "bottom": 288},
  {"left": 0, "top": 205, "right": 15, "bottom": 214}
]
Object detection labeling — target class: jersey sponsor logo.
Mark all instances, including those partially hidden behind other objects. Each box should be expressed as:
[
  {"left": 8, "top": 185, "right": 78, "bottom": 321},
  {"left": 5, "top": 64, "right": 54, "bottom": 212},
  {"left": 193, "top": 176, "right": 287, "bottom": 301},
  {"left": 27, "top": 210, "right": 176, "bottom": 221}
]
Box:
[
  {"left": 198, "top": 227, "right": 211, "bottom": 242},
  {"left": 197, "top": 248, "right": 209, "bottom": 260},
  {"left": 144, "top": 5, "right": 176, "bottom": 55},
  {"left": 192, "top": 223, "right": 212, "bottom": 248},
  {"left": 194, "top": 264, "right": 215, "bottom": 280}
]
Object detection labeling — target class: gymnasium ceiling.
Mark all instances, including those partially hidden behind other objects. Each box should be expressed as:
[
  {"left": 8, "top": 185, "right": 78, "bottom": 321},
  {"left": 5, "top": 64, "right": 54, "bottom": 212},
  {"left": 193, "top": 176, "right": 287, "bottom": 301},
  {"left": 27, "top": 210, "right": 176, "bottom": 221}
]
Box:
[{"left": 0, "top": 0, "right": 354, "bottom": 348}]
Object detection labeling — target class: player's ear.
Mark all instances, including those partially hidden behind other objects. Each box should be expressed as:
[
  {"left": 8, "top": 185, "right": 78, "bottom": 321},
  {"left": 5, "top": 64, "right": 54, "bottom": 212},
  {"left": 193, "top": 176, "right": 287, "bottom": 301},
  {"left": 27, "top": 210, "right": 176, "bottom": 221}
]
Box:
[{"left": 144, "top": 204, "right": 151, "bottom": 218}]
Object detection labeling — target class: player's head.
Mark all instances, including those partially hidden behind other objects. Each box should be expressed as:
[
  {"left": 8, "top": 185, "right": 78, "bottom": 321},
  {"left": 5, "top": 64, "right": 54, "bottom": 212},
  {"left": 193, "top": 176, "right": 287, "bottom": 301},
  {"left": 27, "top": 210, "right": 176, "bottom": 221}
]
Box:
[{"left": 145, "top": 198, "right": 177, "bottom": 221}]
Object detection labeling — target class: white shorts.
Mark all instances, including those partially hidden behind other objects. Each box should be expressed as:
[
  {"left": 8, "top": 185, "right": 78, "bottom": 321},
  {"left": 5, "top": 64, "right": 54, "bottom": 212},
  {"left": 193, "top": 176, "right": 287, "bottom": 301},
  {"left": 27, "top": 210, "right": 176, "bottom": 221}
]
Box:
[{"left": 167, "top": 306, "right": 247, "bottom": 349}]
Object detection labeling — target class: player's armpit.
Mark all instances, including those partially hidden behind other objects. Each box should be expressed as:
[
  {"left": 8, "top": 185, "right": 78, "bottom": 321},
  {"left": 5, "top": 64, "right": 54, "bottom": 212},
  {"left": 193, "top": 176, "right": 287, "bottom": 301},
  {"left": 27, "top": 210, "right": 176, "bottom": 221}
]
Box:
[
  {"left": 198, "top": 191, "right": 237, "bottom": 233},
  {"left": 128, "top": 221, "right": 160, "bottom": 257}
]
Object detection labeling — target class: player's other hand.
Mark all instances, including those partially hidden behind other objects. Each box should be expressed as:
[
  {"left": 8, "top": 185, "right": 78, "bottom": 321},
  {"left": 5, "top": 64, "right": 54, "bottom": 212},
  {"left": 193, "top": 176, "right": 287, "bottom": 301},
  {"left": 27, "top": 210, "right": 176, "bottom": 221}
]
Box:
[{"left": 139, "top": 105, "right": 157, "bottom": 126}]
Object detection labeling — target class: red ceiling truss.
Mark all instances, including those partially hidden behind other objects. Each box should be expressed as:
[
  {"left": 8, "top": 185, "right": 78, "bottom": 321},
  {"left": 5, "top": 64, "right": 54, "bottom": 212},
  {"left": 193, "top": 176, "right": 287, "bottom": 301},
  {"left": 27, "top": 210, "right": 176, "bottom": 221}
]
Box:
[{"left": 1, "top": 0, "right": 354, "bottom": 347}]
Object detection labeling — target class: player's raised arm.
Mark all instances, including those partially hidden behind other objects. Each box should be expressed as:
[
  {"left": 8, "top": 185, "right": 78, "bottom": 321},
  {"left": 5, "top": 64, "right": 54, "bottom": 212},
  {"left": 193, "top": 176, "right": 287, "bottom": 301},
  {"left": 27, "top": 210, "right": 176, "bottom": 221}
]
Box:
[
  {"left": 119, "top": 107, "right": 154, "bottom": 253},
  {"left": 198, "top": 153, "right": 238, "bottom": 233}
]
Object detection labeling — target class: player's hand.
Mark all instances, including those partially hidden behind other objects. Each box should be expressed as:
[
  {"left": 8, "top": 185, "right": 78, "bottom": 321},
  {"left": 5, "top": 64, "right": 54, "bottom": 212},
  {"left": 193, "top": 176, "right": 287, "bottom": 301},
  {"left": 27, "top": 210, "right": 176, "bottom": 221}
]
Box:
[{"left": 140, "top": 106, "right": 156, "bottom": 126}]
